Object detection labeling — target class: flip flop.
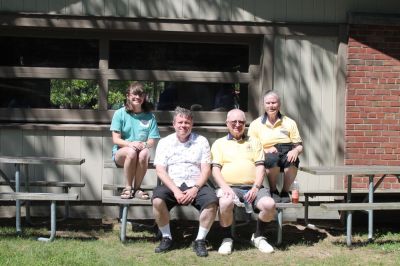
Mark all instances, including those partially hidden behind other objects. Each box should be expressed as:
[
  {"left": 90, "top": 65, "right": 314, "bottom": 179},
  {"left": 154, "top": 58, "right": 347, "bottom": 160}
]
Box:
[
  {"left": 120, "top": 187, "right": 133, "bottom": 199},
  {"left": 134, "top": 189, "right": 150, "bottom": 200}
]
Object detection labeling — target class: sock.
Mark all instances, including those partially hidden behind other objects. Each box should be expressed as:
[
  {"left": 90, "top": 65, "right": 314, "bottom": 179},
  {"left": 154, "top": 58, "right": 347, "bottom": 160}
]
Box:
[
  {"left": 159, "top": 224, "right": 172, "bottom": 239},
  {"left": 254, "top": 219, "right": 268, "bottom": 238},
  {"left": 221, "top": 225, "right": 232, "bottom": 239},
  {"left": 195, "top": 226, "right": 209, "bottom": 240}
]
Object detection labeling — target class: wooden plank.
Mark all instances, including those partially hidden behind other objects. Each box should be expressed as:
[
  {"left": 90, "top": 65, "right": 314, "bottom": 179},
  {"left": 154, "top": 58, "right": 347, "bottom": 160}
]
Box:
[
  {"left": 303, "top": 189, "right": 400, "bottom": 196},
  {"left": 0, "top": 156, "right": 85, "bottom": 165},
  {"left": 0, "top": 192, "right": 79, "bottom": 201},
  {"left": 300, "top": 166, "right": 400, "bottom": 175},
  {"left": 275, "top": 203, "right": 302, "bottom": 209},
  {"left": 103, "top": 184, "right": 154, "bottom": 191},
  {"left": 104, "top": 160, "right": 155, "bottom": 168},
  {"left": 0, "top": 181, "right": 85, "bottom": 188},
  {"left": 320, "top": 202, "right": 400, "bottom": 211},
  {"left": 102, "top": 196, "right": 152, "bottom": 205}
]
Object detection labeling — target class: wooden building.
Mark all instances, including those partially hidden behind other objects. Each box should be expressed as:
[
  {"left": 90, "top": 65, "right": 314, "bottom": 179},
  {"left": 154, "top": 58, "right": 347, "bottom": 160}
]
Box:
[{"left": 0, "top": 0, "right": 399, "bottom": 219}]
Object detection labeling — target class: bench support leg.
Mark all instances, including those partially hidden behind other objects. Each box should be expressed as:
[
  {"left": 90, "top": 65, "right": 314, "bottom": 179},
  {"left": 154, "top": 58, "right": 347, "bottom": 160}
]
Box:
[
  {"left": 304, "top": 195, "right": 311, "bottom": 227},
  {"left": 15, "top": 164, "right": 22, "bottom": 235},
  {"left": 346, "top": 210, "right": 353, "bottom": 247},
  {"left": 276, "top": 208, "right": 283, "bottom": 246},
  {"left": 38, "top": 201, "right": 57, "bottom": 242},
  {"left": 368, "top": 175, "right": 374, "bottom": 241},
  {"left": 120, "top": 204, "right": 129, "bottom": 242}
]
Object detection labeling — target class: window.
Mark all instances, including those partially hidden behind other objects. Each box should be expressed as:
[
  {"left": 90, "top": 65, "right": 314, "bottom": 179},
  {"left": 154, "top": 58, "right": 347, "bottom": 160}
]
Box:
[
  {"left": 0, "top": 37, "right": 99, "bottom": 68},
  {"left": 109, "top": 41, "right": 249, "bottom": 72},
  {"left": 0, "top": 78, "right": 99, "bottom": 109},
  {"left": 108, "top": 80, "right": 248, "bottom": 112},
  {"left": 0, "top": 28, "right": 259, "bottom": 124}
]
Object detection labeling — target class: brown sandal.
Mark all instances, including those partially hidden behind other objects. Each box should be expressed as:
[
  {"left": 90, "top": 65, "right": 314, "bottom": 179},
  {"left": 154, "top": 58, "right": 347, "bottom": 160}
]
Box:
[
  {"left": 134, "top": 189, "right": 150, "bottom": 200},
  {"left": 120, "top": 187, "right": 133, "bottom": 199}
]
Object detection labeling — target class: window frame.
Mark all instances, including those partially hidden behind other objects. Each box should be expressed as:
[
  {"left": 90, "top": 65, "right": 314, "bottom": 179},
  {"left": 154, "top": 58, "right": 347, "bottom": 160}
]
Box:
[{"left": 0, "top": 26, "right": 261, "bottom": 125}]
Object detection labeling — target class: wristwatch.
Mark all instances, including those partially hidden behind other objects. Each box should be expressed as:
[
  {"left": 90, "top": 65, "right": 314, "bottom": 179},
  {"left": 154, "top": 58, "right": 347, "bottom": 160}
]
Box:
[
  {"left": 143, "top": 142, "right": 148, "bottom": 148},
  {"left": 253, "top": 184, "right": 261, "bottom": 189},
  {"left": 193, "top": 184, "right": 200, "bottom": 190}
]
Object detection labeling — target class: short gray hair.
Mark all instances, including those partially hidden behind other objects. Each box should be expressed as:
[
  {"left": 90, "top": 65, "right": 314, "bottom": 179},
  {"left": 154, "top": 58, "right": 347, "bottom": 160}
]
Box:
[
  {"left": 173, "top": 106, "right": 193, "bottom": 121},
  {"left": 263, "top": 90, "right": 281, "bottom": 104}
]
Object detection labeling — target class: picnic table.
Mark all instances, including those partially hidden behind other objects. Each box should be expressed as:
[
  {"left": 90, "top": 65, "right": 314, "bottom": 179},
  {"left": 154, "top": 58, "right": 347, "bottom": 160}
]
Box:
[
  {"left": 0, "top": 155, "right": 85, "bottom": 241},
  {"left": 300, "top": 165, "right": 400, "bottom": 246}
]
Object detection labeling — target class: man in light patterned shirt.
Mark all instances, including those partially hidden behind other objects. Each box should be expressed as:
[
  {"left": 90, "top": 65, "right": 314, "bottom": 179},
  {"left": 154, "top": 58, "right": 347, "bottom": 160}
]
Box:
[{"left": 152, "top": 107, "right": 218, "bottom": 257}]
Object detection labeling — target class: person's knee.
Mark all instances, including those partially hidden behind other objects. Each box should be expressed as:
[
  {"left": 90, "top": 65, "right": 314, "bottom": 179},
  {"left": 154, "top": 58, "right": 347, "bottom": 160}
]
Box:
[
  {"left": 219, "top": 197, "right": 234, "bottom": 212},
  {"left": 152, "top": 197, "right": 166, "bottom": 210},
  {"left": 138, "top": 149, "right": 150, "bottom": 163},
  {"left": 257, "top": 197, "right": 275, "bottom": 212},
  {"left": 125, "top": 148, "right": 138, "bottom": 160}
]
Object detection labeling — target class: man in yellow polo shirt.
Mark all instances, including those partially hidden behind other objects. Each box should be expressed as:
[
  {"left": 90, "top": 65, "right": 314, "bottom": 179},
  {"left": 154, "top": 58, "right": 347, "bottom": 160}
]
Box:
[
  {"left": 248, "top": 90, "right": 303, "bottom": 203},
  {"left": 211, "top": 109, "right": 275, "bottom": 255}
]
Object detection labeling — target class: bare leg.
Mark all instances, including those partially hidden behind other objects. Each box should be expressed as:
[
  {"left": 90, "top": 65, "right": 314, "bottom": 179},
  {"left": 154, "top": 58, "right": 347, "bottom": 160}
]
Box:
[
  {"left": 115, "top": 147, "right": 138, "bottom": 188},
  {"left": 282, "top": 166, "right": 298, "bottom": 192},
  {"left": 266, "top": 166, "right": 281, "bottom": 192},
  {"left": 133, "top": 148, "right": 150, "bottom": 190},
  {"left": 152, "top": 198, "right": 170, "bottom": 227},
  {"left": 199, "top": 203, "right": 218, "bottom": 230},
  {"left": 256, "top": 197, "right": 276, "bottom": 222},
  {"left": 218, "top": 197, "right": 234, "bottom": 227}
]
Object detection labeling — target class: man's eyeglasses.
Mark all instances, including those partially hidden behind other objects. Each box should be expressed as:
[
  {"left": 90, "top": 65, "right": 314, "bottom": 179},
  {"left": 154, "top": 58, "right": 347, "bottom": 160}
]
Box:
[{"left": 227, "top": 120, "right": 245, "bottom": 126}]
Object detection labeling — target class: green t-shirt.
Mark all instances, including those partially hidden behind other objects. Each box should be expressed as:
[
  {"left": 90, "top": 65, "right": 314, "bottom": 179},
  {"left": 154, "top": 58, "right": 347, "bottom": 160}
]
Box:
[{"left": 110, "top": 107, "right": 160, "bottom": 154}]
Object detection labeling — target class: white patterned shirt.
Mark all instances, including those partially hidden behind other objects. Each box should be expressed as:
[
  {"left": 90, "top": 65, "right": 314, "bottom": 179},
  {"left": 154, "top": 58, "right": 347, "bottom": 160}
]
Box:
[{"left": 154, "top": 132, "right": 211, "bottom": 187}]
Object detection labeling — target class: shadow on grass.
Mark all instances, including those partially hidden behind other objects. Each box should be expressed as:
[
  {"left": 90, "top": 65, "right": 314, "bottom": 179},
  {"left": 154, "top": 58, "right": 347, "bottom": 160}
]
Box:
[{"left": 128, "top": 220, "right": 331, "bottom": 252}]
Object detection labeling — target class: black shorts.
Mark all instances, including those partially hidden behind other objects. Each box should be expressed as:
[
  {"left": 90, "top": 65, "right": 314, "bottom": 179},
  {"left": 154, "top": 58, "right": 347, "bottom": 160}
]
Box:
[
  {"left": 264, "top": 143, "right": 300, "bottom": 171},
  {"left": 152, "top": 183, "right": 218, "bottom": 212}
]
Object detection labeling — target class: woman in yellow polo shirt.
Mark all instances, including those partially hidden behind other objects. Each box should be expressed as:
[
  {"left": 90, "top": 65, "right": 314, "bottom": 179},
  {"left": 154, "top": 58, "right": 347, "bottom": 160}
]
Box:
[{"left": 248, "top": 90, "right": 303, "bottom": 203}]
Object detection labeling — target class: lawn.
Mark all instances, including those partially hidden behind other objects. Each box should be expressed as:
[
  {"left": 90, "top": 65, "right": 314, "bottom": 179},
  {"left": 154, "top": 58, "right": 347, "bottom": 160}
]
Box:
[{"left": 0, "top": 218, "right": 399, "bottom": 266}]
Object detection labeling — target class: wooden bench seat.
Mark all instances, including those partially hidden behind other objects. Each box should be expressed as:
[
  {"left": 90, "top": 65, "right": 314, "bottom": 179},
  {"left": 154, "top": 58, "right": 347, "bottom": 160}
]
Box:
[
  {"left": 0, "top": 180, "right": 85, "bottom": 188},
  {"left": 0, "top": 180, "right": 85, "bottom": 225},
  {"left": 103, "top": 160, "right": 302, "bottom": 244},
  {"left": 0, "top": 192, "right": 79, "bottom": 201},
  {"left": 320, "top": 202, "right": 400, "bottom": 246},
  {"left": 302, "top": 189, "right": 400, "bottom": 226},
  {"left": 320, "top": 202, "right": 400, "bottom": 211},
  {"left": 0, "top": 192, "right": 79, "bottom": 242}
]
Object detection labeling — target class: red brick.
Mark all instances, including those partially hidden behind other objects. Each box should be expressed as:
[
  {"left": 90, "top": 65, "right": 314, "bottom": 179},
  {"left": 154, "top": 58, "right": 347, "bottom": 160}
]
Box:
[
  {"left": 364, "top": 143, "right": 381, "bottom": 148},
  {"left": 381, "top": 142, "right": 399, "bottom": 148},
  {"left": 346, "top": 142, "right": 364, "bottom": 148},
  {"left": 383, "top": 72, "right": 400, "bottom": 78},
  {"left": 347, "top": 77, "right": 361, "bottom": 83},
  {"left": 381, "top": 154, "right": 397, "bottom": 160}
]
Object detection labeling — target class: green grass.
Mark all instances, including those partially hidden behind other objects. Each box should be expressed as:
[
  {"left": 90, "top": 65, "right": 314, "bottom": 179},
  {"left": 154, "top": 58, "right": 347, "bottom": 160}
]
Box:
[{"left": 0, "top": 219, "right": 399, "bottom": 266}]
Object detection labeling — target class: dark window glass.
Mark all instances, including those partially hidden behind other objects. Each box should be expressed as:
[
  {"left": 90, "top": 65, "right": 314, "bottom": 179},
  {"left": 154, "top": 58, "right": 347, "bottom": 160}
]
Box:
[
  {"left": 0, "top": 79, "right": 99, "bottom": 109},
  {"left": 0, "top": 37, "right": 99, "bottom": 68},
  {"left": 109, "top": 41, "right": 249, "bottom": 72},
  {"left": 108, "top": 80, "right": 248, "bottom": 112}
]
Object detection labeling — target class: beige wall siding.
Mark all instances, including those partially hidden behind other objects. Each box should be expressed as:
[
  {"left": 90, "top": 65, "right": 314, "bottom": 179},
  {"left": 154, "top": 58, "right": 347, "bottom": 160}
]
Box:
[
  {"left": 1, "top": 0, "right": 399, "bottom": 22},
  {"left": 273, "top": 35, "right": 339, "bottom": 196}
]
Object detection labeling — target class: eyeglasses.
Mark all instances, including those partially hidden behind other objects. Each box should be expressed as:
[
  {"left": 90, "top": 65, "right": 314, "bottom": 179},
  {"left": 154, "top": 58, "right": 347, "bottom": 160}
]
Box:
[{"left": 227, "top": 120, "right": 245, "bottom": 126}]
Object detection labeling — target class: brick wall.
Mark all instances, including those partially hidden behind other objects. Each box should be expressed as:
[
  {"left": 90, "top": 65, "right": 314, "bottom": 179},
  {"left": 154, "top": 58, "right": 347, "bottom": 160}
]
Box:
[{"left": 346, "top": 24, "right": 400, "bottom": 189}]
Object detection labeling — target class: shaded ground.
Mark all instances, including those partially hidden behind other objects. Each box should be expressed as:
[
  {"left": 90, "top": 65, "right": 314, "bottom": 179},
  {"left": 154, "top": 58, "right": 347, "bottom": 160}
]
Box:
[{"left": 1, "top": 217, "right": 398, "bottom": 249}]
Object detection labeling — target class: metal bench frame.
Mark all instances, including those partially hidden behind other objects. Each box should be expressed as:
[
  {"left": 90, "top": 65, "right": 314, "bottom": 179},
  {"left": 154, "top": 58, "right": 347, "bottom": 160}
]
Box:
[
  {"left": 321, "top": 202, "right": 400, "bottom": 246},
  {"left": 0, "top": 192, "right": 79, "bottom": 242}
]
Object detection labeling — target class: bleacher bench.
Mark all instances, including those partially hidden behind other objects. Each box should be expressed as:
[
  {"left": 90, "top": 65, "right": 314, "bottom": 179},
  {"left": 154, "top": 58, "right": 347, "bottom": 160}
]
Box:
[
  {"left": 0, "top": 192, "right": 79, "bottom": 242},
  {"left": 104, "top": 159, "right": 302, "bottom": 244},
  {"left": 302, "top": 189, "right": 400, "bottom": 226},
  {"left": 0, "top": 180, "right": 85, "bottom": 223},
  {"left": 321, "top": 202, "right": 400, "bottom": 246}
]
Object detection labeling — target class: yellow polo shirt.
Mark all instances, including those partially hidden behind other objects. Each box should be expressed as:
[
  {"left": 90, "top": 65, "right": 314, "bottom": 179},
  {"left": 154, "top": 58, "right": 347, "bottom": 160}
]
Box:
[
  {"left": 248, "top": 113, "right": 302, "bottom": 149},
  {"left": 211, "top": 135, "right": 264, "bottom": 185}
]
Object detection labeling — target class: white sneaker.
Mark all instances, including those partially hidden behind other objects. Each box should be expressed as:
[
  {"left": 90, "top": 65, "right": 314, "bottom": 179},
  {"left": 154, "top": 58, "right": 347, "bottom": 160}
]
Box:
[
  {"left": 218, "top": 238, "right": 233, "bottom": 255},
  {"left": 251, "top": 234, "right": 274, "bottom": 253}
]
